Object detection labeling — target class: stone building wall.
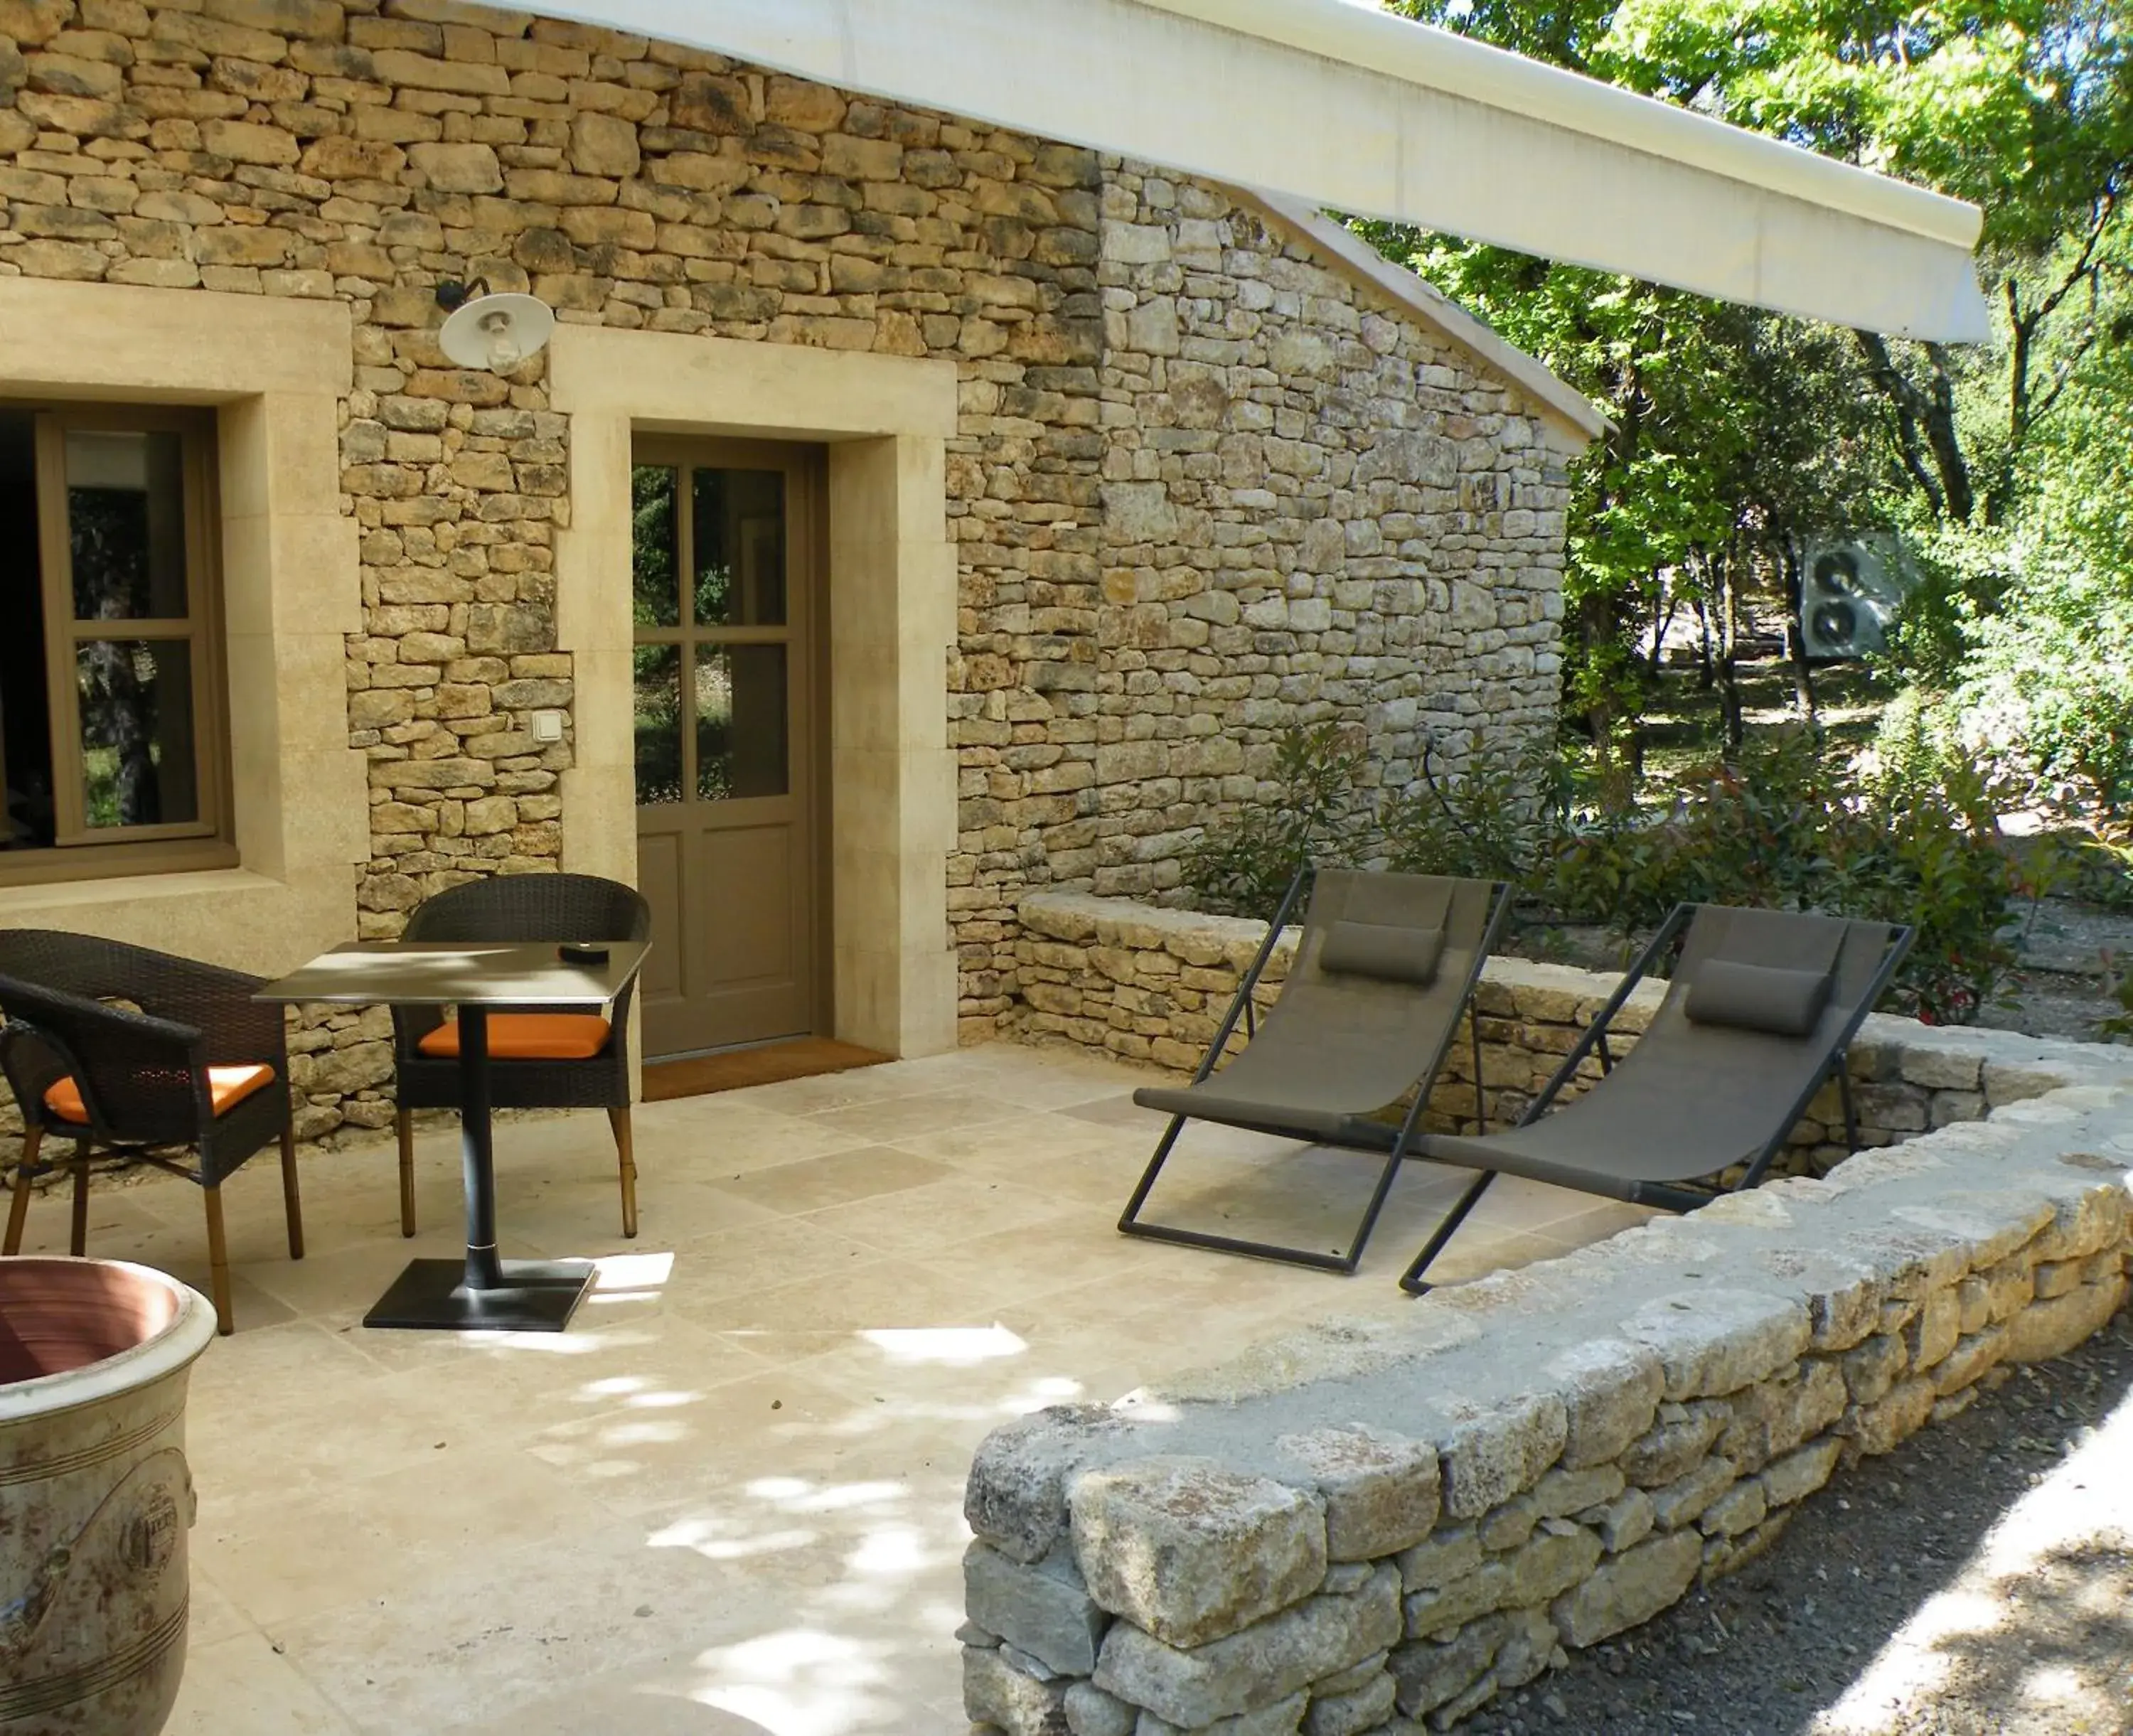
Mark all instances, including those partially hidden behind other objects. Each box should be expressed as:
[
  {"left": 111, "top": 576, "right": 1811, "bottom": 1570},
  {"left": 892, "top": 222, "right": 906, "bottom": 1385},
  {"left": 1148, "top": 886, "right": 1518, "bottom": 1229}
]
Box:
[
  {"left": 1082, "top": 170, "right": 1569, "bottom": 893},
  {"left": 0, "top": 0, "right": 1577, "bottom": 1136},
  {"left": 951, "top": 181, "right": 1576, "bottom": 1036}
]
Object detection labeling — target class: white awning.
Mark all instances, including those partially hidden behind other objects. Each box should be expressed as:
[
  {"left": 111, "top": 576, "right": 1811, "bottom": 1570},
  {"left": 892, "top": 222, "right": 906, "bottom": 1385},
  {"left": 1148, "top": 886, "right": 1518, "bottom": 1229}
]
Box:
[{"left": 512, "top": 0, "right": 1992, "bottom": 343}]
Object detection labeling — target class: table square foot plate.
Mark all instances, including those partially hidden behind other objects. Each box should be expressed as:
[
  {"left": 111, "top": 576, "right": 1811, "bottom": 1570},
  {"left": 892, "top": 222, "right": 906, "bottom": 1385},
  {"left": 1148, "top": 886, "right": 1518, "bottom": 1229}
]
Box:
[{"left": 363, "top": 1258, "right": 597, "bottom": 1332}]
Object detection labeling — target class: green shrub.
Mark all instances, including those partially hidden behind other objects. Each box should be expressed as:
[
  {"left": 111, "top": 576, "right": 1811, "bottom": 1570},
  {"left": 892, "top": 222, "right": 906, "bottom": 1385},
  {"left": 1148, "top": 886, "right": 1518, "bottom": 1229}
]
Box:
[
  {"left": 1379, "top": 725, "right": 2025, "bottom": 1023},
  {"left": 1901, "top": 532, "right": 2133, "bottom": 836},
  {"left": 1379, "top": 736, "right": 1575, "bottom": 886},
  {"left": 1866, "top": 687, "right": 1967, "bottom": 794},
  {"left": 1180, "top": 722, "right": 1376, "bottom": 920},
  {"left": 1185, "top": 717, "right": 2026, "bottom": 1024},
  {"left": 2100, "top": 950, "right": 2133, "bottom": 1042},
  {"left": 1832, "top": 747, "right": 2028, "bottom": 1024},
  {"left": 1873, "top": 526, "right": 2009, "bottom": 694},
  {"left": 2055, "top": 836, "right": 2133, "bottom": 912},
  {"left": 1967, "top": 625, "right": 2133, "bottom": 826},
  {"left": 1640, "top": 731, "right": 1847, "bottom": 916}
]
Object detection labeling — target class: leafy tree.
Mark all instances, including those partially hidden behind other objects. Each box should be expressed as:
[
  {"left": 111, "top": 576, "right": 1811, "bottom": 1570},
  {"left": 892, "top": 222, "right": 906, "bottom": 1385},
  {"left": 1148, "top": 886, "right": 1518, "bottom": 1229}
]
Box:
[
  {"left": 1579, "top": 0, "right": 2133, "bottom": 530},
  {"left": 1913, "top": 244, "right": 2133, "bottom": 826},
  {"left": 1368, "top": 0, "right": 2133, "bottom": 799}
]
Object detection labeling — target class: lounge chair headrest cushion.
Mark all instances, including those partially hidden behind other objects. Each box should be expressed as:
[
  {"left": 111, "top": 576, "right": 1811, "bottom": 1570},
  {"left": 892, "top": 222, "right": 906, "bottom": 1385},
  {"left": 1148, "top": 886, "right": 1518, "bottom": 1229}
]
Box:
[
  {"left": 1317, "top": 920, "right": 1444, "bottom": 987},
  {"left": 1686, "top": 960, "right": 1833, "bottom": 1036}
]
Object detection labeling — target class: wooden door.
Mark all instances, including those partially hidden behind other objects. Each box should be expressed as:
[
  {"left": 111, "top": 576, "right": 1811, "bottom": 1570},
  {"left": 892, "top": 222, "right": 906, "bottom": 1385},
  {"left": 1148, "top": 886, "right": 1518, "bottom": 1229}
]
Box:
[{"left": 631, "top": 439, "right": 822, "bottom": 1059}]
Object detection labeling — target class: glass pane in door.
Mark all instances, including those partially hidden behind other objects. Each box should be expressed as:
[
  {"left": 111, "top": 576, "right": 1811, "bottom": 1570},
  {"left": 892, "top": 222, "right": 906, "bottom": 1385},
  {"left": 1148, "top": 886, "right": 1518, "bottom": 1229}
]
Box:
[
  {"left": 632, "top": 644, "right": 683, "bottom": 805},
  {"left": 694, "top": 645, "right": 788, "bottom": 800},
  {"left": 690, "top": 468, "right": 786, "bottom": 626},
  {"left": 65, "top": 430, "right": 188, "bottom": 621},
  {"left": 75, "top": 638, "right": 197, "bottom": 827},
  {"left": 631, "top": 465, "right": 680, "bottom": 628}
]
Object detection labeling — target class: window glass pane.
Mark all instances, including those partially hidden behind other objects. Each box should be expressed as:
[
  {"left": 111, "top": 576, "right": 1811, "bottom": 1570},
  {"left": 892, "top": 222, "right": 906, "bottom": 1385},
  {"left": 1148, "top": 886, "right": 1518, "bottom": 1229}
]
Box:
[
  {"left": 633, "top": 643, "right": 683, "bottom": 806},
  {"left": 631, "top": 465, "right": 680, "bottom": 628},
  {"left": 695, "top": 645, "right": 788, "bottom": 801},
  {"left": 0, "top": 412, "right": 53, "bottom": 849},
  {"left": 690, "top": 468, "right": 786, "bottom": 626},
  {"left": 66, "top": 431, "right": 188, "bottom": 621},
  {"left": 75, "top": 639, "right": 198, "bottom": 829}
]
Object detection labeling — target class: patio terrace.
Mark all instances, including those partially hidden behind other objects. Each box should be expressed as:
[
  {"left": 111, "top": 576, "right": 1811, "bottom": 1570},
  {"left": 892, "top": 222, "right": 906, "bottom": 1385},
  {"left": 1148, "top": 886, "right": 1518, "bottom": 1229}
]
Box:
[{"left": 13, "top": 1041, "right": 1648, "bottom": 1736}]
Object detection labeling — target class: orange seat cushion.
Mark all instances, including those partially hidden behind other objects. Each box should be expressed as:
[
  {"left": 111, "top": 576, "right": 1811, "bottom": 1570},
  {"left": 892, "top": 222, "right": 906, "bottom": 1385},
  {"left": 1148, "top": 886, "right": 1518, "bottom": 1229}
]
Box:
[
  {"left": 417, "top": 1013, "right": 612, "bottom": 1061},
  {"left": 44, "top": 1063, "right": 277, "bottom": 1127}
]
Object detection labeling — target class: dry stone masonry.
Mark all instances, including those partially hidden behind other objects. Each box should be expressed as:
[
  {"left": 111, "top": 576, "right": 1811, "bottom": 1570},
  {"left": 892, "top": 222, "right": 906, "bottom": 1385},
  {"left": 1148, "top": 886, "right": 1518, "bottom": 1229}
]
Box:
[
  {"left": 1064, "top": 170, "right": 1570, "bottom": 897},
  {"left": 962, "top": 972, "right": 2133, "bottom": 1734},
  {"left": 0, "top": 0, "right": 1578, "bottom": 1137},
  {"left": 955, "top": 176, "right": 1575, "bottom": 1036}
]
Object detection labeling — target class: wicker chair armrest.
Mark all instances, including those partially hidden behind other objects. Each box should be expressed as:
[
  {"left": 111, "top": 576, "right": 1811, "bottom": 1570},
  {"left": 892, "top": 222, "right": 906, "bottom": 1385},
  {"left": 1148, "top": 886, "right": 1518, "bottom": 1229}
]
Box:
[
  {"left": 87, "top": 1002, "right": 203, "bottom": 1054},
  {"left": 132, "top": 954, "right": 287, "bottom": 1066},
  {"left": 7, "top": 999, "right": 214, "bottom": 1141},
  {"left": 129, "top": 949, "right": 262, "bottom": 998}
]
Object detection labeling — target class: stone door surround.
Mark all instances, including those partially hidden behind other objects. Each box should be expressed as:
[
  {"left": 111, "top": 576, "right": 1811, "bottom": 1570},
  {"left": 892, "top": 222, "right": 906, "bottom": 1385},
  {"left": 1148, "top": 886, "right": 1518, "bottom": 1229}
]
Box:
[{"left": 550, "top": 325, "right": 960, "bottom": 1059}]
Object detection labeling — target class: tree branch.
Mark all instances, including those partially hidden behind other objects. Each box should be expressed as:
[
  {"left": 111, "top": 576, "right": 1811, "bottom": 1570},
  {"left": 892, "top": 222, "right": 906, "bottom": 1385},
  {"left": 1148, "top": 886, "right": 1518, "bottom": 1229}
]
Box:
[
  {"left": 2033, "top": 186, "right": 2120, "bottom": 326},
  {"left": 1919, "top": 342, "right": 1976, "bottom": 524},
  {"left": 1853, "top": 328, "right": 1948, "bottom": 519}
]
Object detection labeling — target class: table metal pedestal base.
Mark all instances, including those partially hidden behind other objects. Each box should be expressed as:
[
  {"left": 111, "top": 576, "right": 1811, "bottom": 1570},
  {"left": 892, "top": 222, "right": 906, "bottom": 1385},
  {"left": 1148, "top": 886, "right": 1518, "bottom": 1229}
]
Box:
[{"left": 363, "top": 1258, "right": 596, "bottom": 1332}]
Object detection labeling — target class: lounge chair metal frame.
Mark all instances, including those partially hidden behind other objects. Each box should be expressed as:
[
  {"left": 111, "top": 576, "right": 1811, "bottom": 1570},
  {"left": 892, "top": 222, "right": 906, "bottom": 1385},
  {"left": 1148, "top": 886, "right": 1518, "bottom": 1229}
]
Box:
[
  {"left": 1396, "top": 901, "right": 1914, "bottom": 1295},
  {"left": 1118, "top": 867, "right": 1512, "bottom": 1275}
]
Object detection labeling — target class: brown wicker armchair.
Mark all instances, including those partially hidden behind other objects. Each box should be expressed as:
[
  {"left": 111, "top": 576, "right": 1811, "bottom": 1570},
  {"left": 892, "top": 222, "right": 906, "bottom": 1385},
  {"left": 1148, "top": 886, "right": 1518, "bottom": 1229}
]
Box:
[
  {"left": 391, "top": 874, "right": 651, "bottom": 1240},
  {"left": 0, "top": 929, "right": 303, "bottom": 1335}
]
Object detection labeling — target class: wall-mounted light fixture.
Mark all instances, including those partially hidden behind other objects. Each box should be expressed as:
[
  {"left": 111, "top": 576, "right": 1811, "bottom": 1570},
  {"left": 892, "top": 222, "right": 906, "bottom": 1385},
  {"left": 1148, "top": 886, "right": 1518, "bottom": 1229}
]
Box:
[{"left": 436, "top": 279, "right": 556, "bottom": 374}]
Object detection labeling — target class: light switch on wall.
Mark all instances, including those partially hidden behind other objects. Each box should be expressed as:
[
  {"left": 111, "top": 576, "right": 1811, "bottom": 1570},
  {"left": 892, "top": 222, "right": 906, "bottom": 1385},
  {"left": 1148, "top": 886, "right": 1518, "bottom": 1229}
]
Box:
[{"left": 531, "top": 709, "right": 565, "bottom": 744}]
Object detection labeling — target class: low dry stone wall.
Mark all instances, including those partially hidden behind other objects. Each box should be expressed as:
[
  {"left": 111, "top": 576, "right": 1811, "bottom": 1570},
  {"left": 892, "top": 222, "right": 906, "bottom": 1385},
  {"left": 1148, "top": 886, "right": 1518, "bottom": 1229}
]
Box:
[
  {"left": 1010, "top": 892, "right": 2064, "bottom": 1172},
  {"left": 964, "top": 895, "right": 2133, "bottom": 1734}
]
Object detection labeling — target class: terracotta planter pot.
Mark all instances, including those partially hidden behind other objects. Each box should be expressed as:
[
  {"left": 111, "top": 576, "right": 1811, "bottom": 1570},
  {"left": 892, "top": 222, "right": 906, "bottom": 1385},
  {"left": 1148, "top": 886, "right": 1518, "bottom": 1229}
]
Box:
[{"left": 0, "top": 1259, "right": 216, "bottom": 1735}]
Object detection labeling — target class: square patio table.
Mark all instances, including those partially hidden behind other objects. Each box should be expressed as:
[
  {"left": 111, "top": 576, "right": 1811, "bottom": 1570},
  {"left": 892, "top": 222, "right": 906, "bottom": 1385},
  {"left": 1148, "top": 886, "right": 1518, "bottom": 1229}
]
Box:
[{"left": 257, "top": 938, "right": 649, "bottom": 1332}]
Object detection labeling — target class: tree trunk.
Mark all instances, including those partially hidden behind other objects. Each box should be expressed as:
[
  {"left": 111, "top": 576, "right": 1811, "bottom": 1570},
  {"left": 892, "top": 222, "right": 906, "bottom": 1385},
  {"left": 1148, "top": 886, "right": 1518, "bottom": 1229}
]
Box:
[
  {"left": 1646, "top": 569, "right": 1679, "bottom": 680},
  {"left": 1782, "top": 546, "right": 1817, "bottom": 724},
  {"left": 1854, "top": 330, "right": 1974, "bottom": 523},
  {"left": 1578, "top": 589, "right": 1617, "bottom": 787},
  {"left": 1787, "top": 621, "right": 1819, "bottom": 724},
  {"left": 1714, "top": 550, "right": 1745, "bottom": 754}
]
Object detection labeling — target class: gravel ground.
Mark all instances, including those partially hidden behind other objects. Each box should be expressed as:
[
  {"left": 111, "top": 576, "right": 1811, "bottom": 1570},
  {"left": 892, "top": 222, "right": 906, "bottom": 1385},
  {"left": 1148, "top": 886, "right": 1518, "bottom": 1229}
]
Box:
[
  {"left": 1460, "top": 1310, "right": 2133, "bottom": 1736},
  {"left": 1987, "top": 897, "right": 2133, "bottom": 1043},
  {"left": 2011, "top": 897, "right": 2133, "bottom": 978}
]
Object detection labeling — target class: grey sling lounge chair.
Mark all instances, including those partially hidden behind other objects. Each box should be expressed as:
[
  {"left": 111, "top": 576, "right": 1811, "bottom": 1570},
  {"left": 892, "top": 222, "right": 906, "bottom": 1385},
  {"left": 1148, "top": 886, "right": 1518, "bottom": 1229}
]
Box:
[
  {"left": 1118, "top": 868, "right": 1511, "bottom": 1274},
  {"left": 1396, "top": 901, "right": 1914, "bottom": 1295}
]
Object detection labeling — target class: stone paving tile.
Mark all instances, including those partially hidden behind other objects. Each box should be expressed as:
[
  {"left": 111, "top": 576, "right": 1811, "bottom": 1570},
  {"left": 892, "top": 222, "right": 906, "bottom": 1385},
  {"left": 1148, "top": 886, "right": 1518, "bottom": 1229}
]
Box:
[
  {"left": 712, "top": 1144, "right": 959, "bottom": 1215},
  {"left": 165, "top": 1631, "right": 359, "bottom": 1736}
]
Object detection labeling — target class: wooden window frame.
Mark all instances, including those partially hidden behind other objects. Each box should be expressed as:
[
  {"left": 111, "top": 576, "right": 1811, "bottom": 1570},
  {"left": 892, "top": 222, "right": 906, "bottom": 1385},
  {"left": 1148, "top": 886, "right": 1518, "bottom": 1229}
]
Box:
[{"left": 0, "top": 402, "right": 234, "bottom": 888}]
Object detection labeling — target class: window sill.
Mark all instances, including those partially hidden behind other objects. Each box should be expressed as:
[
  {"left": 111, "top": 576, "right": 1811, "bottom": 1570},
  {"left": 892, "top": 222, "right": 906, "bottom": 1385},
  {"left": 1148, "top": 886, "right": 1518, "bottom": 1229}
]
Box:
[
  {"left": 0, "top": 864, "right": 352, "bottom": 979},
  {"left": 0, "top": 842, "right": 238, "bottom": 892},
  {"left": 0, "top": 861, "right": 271, "bottom": 910}
]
